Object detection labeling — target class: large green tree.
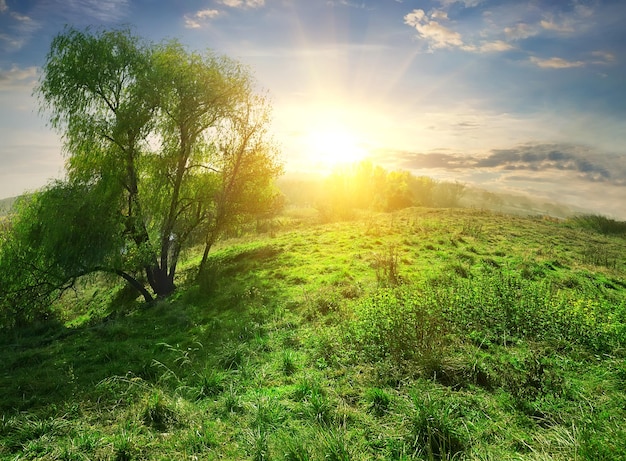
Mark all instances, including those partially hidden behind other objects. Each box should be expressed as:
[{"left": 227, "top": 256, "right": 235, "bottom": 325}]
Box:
[{"left": 0, "top": 26, "right": 281, "bottom": 318}]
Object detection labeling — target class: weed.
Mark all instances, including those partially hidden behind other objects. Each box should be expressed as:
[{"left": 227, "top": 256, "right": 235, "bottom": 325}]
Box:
[
  {"left": 372, "top": 245, "right": 401, "bottom": 287},
  {"left": 277, "top": 431, "right": 313, "bottom": 460},
  {"left": 142, "top": 390, "right": 178, "bottom": 431},
  {"left": 181, "top": 423, "right": 218, "bottom": 453},
  {"left": 307, "top": 391, "right": 333, "bottom": 425},
  {"left": 222, "top": 385, "right": 244, "bottom": 415},
  {"left": 365, "top": 387, "right": 392, "bottom": 416},
  {"left": 281, "top": 349, "right": 298, "bottom": 376},
  {"left": 251, "top": 395, "right": 285, "bottom": 430},
  {"left": 408, "top": 393, "right": 468, "bottom": 460},
  {"left": 582, "top": 243, "right": 619, "bottom": 268},
  {"left": 320, "top": 429, "right": 353, "bottom": 461},
  {"left": 244, "top": 426, "right": 270, "bottom": 461},
  {"left": 461, "top": 219, "right": 483, "bottom": 237},
  {"left": 194, "top": 368, "right": 225, "bottom": 399},
  {"left": 218, "top": 342, "right": 247, "bottom": 370},
  {"left": 293, "top": 375, "right": 324, "bottom": 401},
  {"left": 111, "top": 425, "right": 139, "bottom": 461}
]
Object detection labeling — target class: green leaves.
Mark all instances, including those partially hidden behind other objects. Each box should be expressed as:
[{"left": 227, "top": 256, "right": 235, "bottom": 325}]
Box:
[
  {"left": 6, "top": 25, "right": 283, "bottom": 314},
  {"left": 0, "top": 180, "right": 126, "bottom": 326}
]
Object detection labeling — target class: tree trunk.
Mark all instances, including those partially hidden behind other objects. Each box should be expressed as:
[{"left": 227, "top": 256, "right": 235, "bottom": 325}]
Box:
[
  {"left": 147, "top": 265, "right": 176, "bottom": 298},
  {"left": 114, "top": 270, "right": 154, "bottom": 303},
  {"left": 198, "top": 231, "right": 217, "bottom": 276}
]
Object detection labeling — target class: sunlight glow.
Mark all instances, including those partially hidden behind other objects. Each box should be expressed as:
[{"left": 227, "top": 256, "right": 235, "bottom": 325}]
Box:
[{"left": 303, "top": 123, "right": 368, "bottom": 168}]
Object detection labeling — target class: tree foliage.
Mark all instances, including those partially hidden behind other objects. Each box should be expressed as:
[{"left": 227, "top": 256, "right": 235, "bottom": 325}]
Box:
[{"left": 0, "top": 26, "right": 281, "bottom": 323}]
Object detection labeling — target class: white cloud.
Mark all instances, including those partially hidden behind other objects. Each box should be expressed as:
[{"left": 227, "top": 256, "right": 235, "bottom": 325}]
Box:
[
  {"left": 327, "top": 0, "right": 370, "bottom": 8},
  {"left": 0, "top": 33, "right": 26, "bottom": 51},
  {"left": 504, "top": 23, "right": 537, "bottom": 40},
  {"left": 404, "top": 9, "right": 464, "bottom": 50},
  {"left": 218, "top": 0, "right": 265, "bottom": 8},
  {"left": 540, "top": 4, "right": 596, "bottom": 35},
  {"left": 0, "top": 66, "right": 38, "bottom": 90},
  {"left": 10, "top": 11, "right": 32, "bottom": 22},
  {"left": 530, "top": 56, "right": 585, "bottom": 69},
  {"left": 0, "top": 0, "right": 7, "bottom": 13},
  {"left": 63, "top": 0, "right": 129, "bottom": 22},
  {"left": 540, "top": 19, "right": 575, "bottom": 33},
  {"left": 431, "top": 9, "right": 448, "bottom": 20},
  {"left": 591, "top": 50, "right": 615, "bottom": 64},
  {"left": 437, "top": 0, "right": 482, "bottom": 7},
  {"left": 184, "top": 9, "right": 220, "bottom": 28},
  {"left": 479, "top": 40, "right": 513, "bottom": 52},
  {"left": 405, "top": 9, "right": 515, "bottom": 54}
]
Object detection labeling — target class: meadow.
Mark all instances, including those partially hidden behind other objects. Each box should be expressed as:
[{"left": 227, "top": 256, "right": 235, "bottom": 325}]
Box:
[{"left": 1, "top": 206, "right": 625, "bottom": 460}]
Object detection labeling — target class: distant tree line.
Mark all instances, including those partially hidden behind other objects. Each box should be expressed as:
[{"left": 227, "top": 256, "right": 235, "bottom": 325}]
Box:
[{"left": 280, "top": 161, "right": 466, "bottom": 221}]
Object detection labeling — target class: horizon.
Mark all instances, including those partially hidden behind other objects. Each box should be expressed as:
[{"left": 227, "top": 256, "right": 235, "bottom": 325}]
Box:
[{"left": 1, "top": 0, "right": 625, "bottom": 219}]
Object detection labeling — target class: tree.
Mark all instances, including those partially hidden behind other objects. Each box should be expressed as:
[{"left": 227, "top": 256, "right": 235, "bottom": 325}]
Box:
[{"left": 6, "top": 26, "right": 281, "bottom": 307}]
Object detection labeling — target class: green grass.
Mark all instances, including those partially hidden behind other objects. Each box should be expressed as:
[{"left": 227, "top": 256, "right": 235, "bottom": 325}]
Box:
[{"left": 1, "top": 207, "right": 626, "bottom": 459}]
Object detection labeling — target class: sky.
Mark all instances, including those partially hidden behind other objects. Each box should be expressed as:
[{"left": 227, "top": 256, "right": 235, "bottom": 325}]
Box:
[{"left": 1, "top": 0, "right": 625, "bottom": 218}]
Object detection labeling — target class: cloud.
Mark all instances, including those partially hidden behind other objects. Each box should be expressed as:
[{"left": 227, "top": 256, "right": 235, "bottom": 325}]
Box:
[
  {"left": 540, "top": 19, "right": 574, "bottom": 33},
  {"left": 0, "top": 0, "right": 38, "bottom": 51},
  {"left": 327, "top": 0, "right": 370, "bottom": 8},
  {"left": 591, "top": 51, "right": 616, "bottom": 65},
  {"left": 404, "top": 9, "right": 465, "bottom": 50},
  {"left": 404, "top": 8, "right": 514, "bottom": 54},
  {"left": 184, "top": 9, "right": 220, "bottom": 28},
  {"left": 475, "top": 144, "right": 625, "bottom": 185},
  {"left": 529, "top": 56, "right": 585, "bottom": 69},
  {"left": 504, "top": 23, "right": 537, "bottom": 40},
  {"left": 431, "top": 9, "right": 448, "bottom": 20},
  {"left": 218, "top": 0, "right": 265, "bottom": 8},
  {"left": 62, "top": 0, "right": 129, "bottom": 22},
  {"left": 438, "top": 0, "right": 482, "bottom": 7},
  {"left": 539, "top": 3, "right": 596, "bottom": 35},
  {"left": 403, "top": 1, "right": 606, "bottom": 64},
  {"left": 0, "top": 33, "right": 26, "bottom": 51},
  {"left": 0, "top": 66, "right": 38, "bottom": 91},
  {"left": 389, "top": 143, "right": 626, "bottom": 187},
  {"left": 10, "top": 11, "right": 32, "bottom": 22},
  {"left": 479, "top": 40, "right": 513, "bottom": 52}
]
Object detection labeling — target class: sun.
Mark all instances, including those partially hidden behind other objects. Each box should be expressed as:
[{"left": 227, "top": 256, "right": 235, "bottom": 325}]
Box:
[{"left": 303, "top": 124, "right": 368, "bottom": 168}]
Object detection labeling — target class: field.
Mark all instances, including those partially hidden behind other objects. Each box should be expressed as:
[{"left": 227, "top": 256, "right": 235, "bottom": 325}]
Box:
[{"left": 1, "top": 207, "right": 626, "bottom": 460}]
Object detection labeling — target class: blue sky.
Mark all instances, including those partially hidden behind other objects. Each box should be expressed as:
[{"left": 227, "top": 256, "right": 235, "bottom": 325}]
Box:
[{"left": 1, "top": 0, "right": 625, "bottom": 217}]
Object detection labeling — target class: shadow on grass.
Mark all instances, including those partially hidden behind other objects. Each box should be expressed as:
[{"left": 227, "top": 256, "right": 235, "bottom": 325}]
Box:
[{"left": 0, "top": 243, "right": 285, "bottom": 416}]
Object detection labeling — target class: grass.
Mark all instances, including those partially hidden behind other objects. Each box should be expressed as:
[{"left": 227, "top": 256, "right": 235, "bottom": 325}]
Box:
[{"left": 1, "top": 207, "right": 626, "bottom": 459}]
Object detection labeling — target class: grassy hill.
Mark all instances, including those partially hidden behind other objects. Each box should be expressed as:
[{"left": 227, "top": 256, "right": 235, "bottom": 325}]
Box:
[{"left": 1, "top": 207, "right": 625, "bottom": 460}]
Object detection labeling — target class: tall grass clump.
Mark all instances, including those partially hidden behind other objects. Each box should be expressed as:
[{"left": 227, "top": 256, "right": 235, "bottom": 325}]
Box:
[
  {"left": 408, "top": 393, "right": 468, "bottom": 460},
  {"left": 349, "top": 288, "right": 450, "bottom": 376},
  {"left": 569, "top": 214, "right": 626, "bottom": 235},
  {"left": 372, "top": 245, "right": 402, "bottom": 287}
]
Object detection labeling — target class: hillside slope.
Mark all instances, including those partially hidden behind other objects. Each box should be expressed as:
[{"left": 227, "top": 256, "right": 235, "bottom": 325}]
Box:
[{"left": 1, "top": 207, "right": 625, "bottom": 460}]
